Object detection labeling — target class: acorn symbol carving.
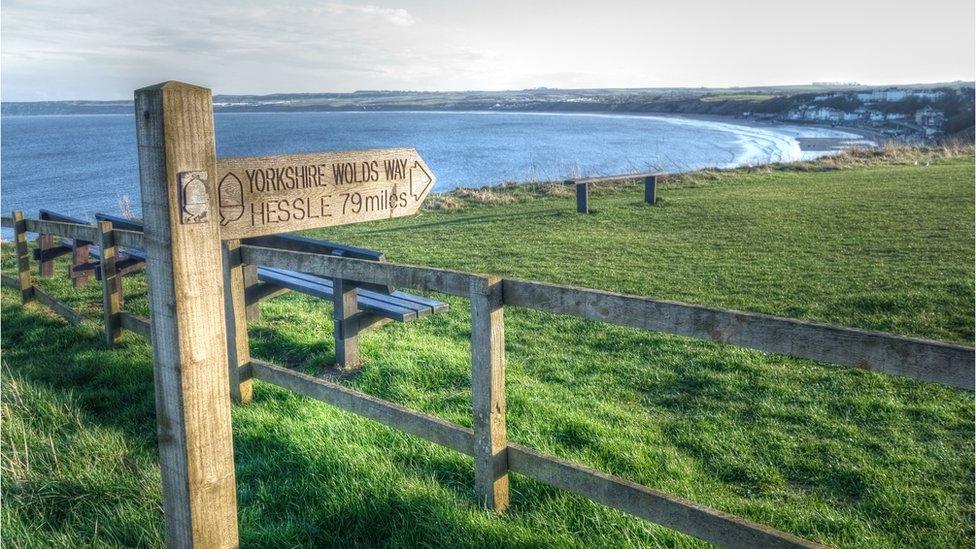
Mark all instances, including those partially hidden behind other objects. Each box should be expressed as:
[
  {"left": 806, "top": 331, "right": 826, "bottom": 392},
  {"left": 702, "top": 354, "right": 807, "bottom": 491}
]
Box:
[{"left": 219, "top": 172, "right": 245, "bottom": 225}]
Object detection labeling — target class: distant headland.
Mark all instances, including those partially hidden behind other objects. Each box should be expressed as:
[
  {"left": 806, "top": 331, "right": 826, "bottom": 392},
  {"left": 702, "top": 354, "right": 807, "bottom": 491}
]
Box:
[{"left": 3, "top": 82, "right": 973, "bottom": 143}]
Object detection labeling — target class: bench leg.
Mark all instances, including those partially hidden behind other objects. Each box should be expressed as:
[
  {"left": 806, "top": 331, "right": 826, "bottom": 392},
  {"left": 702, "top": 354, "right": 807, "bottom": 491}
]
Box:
[
  {"left": 644, "top": 175, "right": 657, "bottom": 205},
  {"left": 71, "top": 243, "right": 91, "bottom": 288},
  {"left": 243, "top": 263, "right": 261, "bottom": 322},
  {"left": 332, "top": 277, "right": 361, "bottom": 370},
  {"left": 222, "top": 240, "right": 253, "bottom": 404},
  {"left": 576, "top": 182, "right": 589, "bottom": 214},
  {"left": 38, "top": 234, "right": 54, "bottom": 278}
]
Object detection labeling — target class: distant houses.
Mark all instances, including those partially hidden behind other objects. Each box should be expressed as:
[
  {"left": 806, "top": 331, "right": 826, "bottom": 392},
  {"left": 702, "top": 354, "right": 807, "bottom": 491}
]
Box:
[
  {"left": 786, "top": 105, "right": 910, "bottom": 123},
  {"left": 814, "top": 88, "right": 946, "bottom": 103},
  {"left": 914, "top": 106, "right": 946, "bottom": 137},
  {"left": 783, "top": 87, "right": 955, "bottom": 138}
]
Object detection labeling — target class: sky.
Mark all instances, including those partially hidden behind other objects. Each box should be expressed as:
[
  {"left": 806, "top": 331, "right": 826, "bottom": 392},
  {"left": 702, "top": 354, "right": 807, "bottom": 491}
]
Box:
[{"left": 2, "top": 0, "right": 974, "bottom": 101}]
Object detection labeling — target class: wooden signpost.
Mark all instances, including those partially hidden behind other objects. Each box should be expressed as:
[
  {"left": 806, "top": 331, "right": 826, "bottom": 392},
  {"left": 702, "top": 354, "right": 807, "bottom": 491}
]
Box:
[
  {"left": 216, "top": 149, "right": 435, "bottom": 239},
  {"left": 133, "top": 81, "right": 438, "bottom": 546}
]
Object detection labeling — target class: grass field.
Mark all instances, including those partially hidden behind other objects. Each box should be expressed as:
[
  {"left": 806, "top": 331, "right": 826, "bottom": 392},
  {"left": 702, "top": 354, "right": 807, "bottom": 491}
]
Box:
[{"left": 2, "top": 152, "right": 973, "bottom": 547}]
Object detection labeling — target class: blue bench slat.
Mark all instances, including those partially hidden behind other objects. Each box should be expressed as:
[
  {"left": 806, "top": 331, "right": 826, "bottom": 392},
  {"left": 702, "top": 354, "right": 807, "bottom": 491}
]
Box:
[
  {"left": 259, "top": 267, "right": 429, "bottom": 319},
  {"left": 257, "top": 267, "right": 417, "bottom": 322},
  {"left": 388, "top": 290, "right": 450, "bottom": 314},
  {"left": 279, "top": 269, "right": 439, "bottom": 318}
]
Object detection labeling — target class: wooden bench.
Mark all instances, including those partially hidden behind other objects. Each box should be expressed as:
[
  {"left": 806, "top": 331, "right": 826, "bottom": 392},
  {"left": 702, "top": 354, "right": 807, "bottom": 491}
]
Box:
[
  {"left": 567, "top": 171, "right": 664, "bottom": 213},
  {"left": 90, "top": 212, "right": 449, "bottom": 369},
  {"left": 35, "top": 210, "right": 96, "bottom": 287}
]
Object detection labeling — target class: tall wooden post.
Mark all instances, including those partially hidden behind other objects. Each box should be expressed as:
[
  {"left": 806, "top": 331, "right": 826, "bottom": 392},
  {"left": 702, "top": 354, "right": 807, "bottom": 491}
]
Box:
[
  {"left": 574, "top": 181, "right": 589, "bottom": 214},
  {"left": 222, "top": 239, "right": 253, "bottom": 404},
  {"left": 134, "top": 81, "right": 239, "bottom": 547},
  {"left": 644, "top": 175, "right": 657, "bottom": 205},
  {"left": 470, "top": 275, "right": 509, "bottom": 512},
  {"left": 38, "top": 233, "right": 54, "bottom": 277},
  {"left": 97, "top": 221, "right": 123, "bottom": 346},
  {"left": 12, "top": 211, "right": 33, "bottom": 303},
  {"left": 332, "top": 277, "right": 361, "bottom": 370}
]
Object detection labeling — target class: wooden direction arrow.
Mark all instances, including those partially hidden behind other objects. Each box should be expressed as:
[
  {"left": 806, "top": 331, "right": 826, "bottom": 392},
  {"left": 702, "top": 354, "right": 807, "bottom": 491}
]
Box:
[{"left": 216, "top": 147, "right": 435, "bottom": 239}]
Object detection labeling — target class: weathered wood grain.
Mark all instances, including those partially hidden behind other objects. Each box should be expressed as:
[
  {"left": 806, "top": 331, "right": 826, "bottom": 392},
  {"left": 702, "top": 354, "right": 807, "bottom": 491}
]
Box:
[
  {"left": 135, "top": 81, "right": 239, "bottom": 547},
  {"left": 470, "top": 275, "right": 509, "bottom": 512},
  {"left": 216, "top": 148, "right": 436, "bottom": 239},
  {"left": 24, "top": 219, "right": 99, "bottom": 242},
  {"left": 242, "top": 263, "right": 262, "bottom": 321},
  {"left": 38, "top": 234, "right": 55, "bottom": 277},
  {"left": 33, "top": 284, "right": 86, "bottom": 325},
  {"left": 252, "top": 355, "right": 821, "bottom": 547},
  {"left": 332, "top": 277, "right": 361, "bottom": 370},
  {"left": 114, "top": 229, "right": 145, "bottom": 249},
  {"left": 240, "top": 245, "right": 478, "bottom": 297},
  {"left": 222, "top": 239, "right": 253, "bottom": 404},
  {"left": 13, "top": 211, "right": 33, "bottom": 303},
  {"left": 250, "top": 359, "right": 475, "bottom": 455},
  {"left": 120, "top": 311, "right": 152, "bottom": 339},
  {"left": 97, "top": 221, "right": 123, "bottom": 345},
  {"left": 70, "top": 241, "right": 92, "bottom": 288},
  {"left": 506, "top": 444, "right": 824, "bottom": 548},
  {"left": 244, "top": 280, "right": 291, "bottom": 306},
  {"left": 502, "top": 278, "right": 975, "bottom": 390}
]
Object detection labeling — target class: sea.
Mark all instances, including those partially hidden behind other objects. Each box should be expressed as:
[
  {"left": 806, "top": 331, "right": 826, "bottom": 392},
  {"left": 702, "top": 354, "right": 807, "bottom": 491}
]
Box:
[{"left": 0, "top": 111, "right": 866, "bottom": 222}]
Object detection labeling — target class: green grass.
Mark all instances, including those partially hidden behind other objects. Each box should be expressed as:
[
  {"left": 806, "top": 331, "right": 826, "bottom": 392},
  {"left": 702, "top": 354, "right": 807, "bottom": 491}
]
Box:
[{"left": 2, "top": 156, "right": 973, "bottom": 547}]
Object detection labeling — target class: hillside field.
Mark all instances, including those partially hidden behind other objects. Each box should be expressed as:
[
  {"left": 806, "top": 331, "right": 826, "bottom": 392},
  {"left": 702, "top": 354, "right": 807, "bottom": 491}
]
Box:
[{"left": 2, "top": 152, "right": 973, "bottom": 547}]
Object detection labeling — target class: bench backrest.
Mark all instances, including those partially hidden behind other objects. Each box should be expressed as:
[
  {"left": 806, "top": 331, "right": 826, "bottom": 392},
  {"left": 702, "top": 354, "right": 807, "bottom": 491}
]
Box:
[
  {"left": 94, "top": 213, "right": 144, "bottom": 232},
  {"left": 40, "top": 209, "right": 89, "bottom": 225},
  {"left": 243, "top": 234, "right": 384, "bottom": 262},
  {"left": 94, "top": 212, "right": 393, "bottom": 294}
]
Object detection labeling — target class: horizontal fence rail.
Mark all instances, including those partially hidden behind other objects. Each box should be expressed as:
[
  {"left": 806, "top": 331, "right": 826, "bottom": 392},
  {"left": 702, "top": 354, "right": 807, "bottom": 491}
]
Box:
[
  {"left": 502, "top": 278, "right": 975, "bottom": 390},
  {"left": 246, "top": 359, "right": 821, "bottom": 548},
  {"left": 242, "top": 245, "right": 974, "bottom": 390},
  {"left": 241, "top": 244, "right": 479, "bottom": 298}
]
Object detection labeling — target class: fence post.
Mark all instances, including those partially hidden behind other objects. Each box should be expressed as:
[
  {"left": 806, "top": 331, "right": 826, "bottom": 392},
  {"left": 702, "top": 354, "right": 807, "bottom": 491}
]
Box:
[
  {"left": 134, "top": 81, "right": 239, "bottom": 547},
  {"left": 573, "top": 180, "right": 589, "bottom": 214},
  {"left": 332, "top": 277, "right": 361, "bottom": 370},
  {"left": 223, "top": 239, "right": 253, "bottom": 404},
  {"left": 38, "top": 233, "right": 54, "bottom": 277},
  {"left": 470, "top": 275, "right": 509, "bottom": 512},
  {"left": 12, "top": 211, "right": 33, "bottom": 303},
  {"left": 644, "top": 175, "right": 657, "bottom": 205},
  {"left": 97, "top": 220, "right": 123, "bottom": 346},
  {"left": 243, "top": 263, "right": 261, "bottom": 321}
]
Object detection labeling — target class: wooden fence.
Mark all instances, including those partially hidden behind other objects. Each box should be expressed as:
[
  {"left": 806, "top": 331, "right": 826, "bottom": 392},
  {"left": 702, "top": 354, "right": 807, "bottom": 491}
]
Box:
[{"left": 3, "top": 211, "right": 974, "bottom": 548}]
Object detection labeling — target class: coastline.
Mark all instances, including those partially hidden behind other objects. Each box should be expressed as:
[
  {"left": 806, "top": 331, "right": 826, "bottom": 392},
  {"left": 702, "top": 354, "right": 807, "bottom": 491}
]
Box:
[{"left": 642, "top": 112, "right": 885, "bottom": 155}]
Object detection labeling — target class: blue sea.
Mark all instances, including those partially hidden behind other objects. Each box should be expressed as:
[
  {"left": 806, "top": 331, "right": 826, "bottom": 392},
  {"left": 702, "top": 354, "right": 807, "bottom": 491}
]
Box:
[{"left": 0, "top": 111, "right": 861, "bottom": 222}]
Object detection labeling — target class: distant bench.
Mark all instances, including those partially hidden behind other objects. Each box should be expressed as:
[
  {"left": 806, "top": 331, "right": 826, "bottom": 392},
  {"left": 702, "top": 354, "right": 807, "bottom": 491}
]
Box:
[
  {"left": 567, "top": 171, "right": 664, "bottom": 214},
  {"left": 32, "top": 210, "right": 449, "bottom": 368}
]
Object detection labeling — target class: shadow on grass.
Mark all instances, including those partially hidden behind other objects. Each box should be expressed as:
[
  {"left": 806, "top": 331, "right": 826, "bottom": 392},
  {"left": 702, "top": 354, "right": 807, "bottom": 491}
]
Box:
[{"left": 0, "top": 297, "right": 589, "bottom": 547}]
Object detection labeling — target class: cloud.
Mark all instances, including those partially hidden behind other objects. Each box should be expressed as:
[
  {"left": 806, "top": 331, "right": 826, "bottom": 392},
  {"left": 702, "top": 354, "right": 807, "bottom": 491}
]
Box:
[{"left": 322, "top": 3, "right": 417, "bottom": 26}]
